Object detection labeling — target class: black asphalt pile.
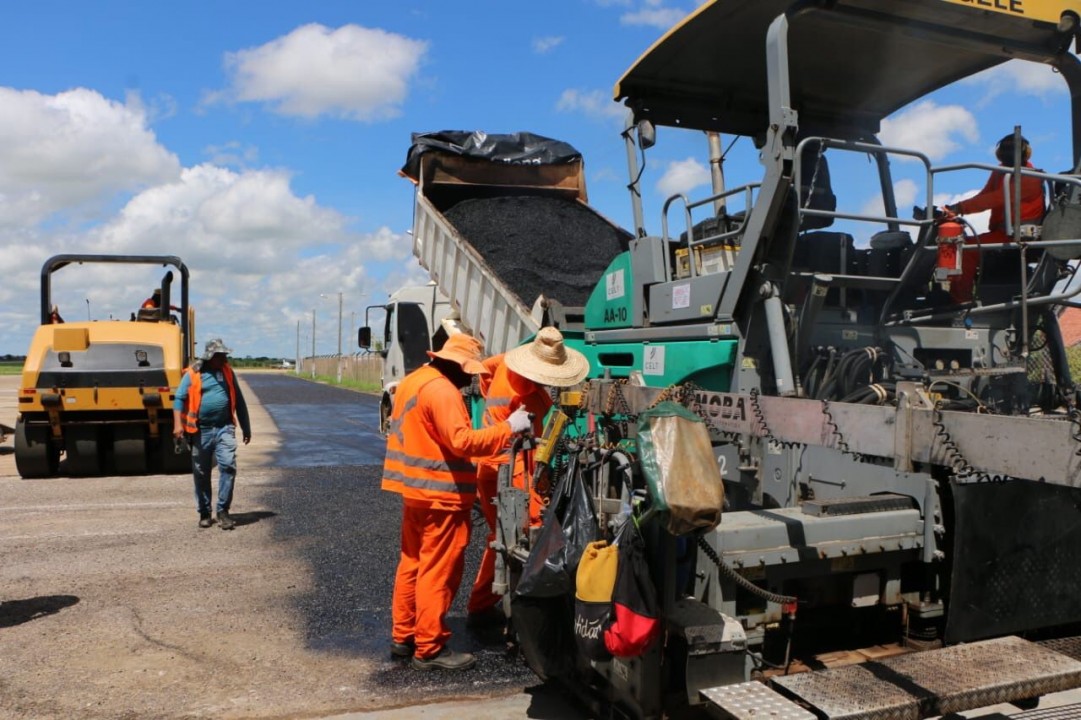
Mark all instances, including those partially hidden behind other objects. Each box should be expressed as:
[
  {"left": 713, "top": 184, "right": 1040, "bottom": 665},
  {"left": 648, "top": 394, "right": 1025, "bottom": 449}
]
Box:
[{"left": 443, "top": 195, "right": 631, "bottom": 308}]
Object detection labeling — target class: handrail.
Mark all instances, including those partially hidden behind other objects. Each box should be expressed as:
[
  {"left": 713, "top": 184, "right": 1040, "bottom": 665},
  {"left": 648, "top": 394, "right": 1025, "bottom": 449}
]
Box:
[{"left": 660, "top": 183, "right": 760, "bottom": 279}]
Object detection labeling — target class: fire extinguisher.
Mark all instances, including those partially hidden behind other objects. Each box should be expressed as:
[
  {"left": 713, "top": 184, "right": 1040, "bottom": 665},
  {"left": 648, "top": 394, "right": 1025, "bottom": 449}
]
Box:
[{"left": 934, "top": 216, "right": 964, "bottom": 286}]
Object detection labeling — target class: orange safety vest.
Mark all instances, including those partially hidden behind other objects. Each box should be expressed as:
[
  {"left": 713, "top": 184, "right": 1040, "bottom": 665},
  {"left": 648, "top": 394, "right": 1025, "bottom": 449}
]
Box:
[
  {"left": 382, "top": 365, "right": 511, "bottom": 507},
  {"left": 180, "top": 364, "right": 238, "bottom": 433},
  {"left": 476, "top": 359, "right": 551, "bottom": 472}
]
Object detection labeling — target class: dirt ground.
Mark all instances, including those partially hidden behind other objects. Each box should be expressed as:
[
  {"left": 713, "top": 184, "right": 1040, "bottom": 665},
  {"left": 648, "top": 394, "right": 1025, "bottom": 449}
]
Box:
[{"left": 0, "top": 373, "right": 439, "bottom": 720}]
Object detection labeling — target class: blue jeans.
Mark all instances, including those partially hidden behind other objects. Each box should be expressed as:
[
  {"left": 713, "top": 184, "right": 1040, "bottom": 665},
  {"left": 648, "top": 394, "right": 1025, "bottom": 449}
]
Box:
[{"left": 192, "top": 425, "right": 237, "bottom": 515}]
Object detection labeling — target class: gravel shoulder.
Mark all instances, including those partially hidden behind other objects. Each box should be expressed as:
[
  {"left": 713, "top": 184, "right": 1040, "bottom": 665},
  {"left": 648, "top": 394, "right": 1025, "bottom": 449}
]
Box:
[{"left": 0, "top": 372, "right": 535, "bottom": 720}]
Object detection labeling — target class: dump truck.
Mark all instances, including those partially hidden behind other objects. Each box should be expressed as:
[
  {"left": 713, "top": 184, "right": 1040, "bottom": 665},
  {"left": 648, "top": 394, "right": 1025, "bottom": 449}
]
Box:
[
  {"left": 400, "top": 130, "right": 632, "bottom": 357},
  {"left": 14, "top": 255, "right": 195, "bottom": 477},
  {"left": 472, "top": 2, "right": 1081, "bottom": 719}
]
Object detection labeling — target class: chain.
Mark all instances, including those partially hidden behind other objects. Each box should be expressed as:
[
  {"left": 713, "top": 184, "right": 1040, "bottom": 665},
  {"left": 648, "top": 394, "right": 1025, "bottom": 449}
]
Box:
[
  {"left": 1068, "top": 404, "right": 1081, "bottom": 457},
  {"left": 749, "top": 388, "right": 803, "bottom": 450},
  {"left": 820, "top": 398, "right": 862, "bottom": 460},
  {"left": 931, "top": 405, "right": 1010, "bottom": 482},
  {"left": 646, "top": 383, "right": 681, "bottom": 409}
]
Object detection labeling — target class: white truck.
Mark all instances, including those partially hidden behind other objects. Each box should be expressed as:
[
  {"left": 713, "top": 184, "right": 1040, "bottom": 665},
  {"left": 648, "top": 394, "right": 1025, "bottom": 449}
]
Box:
[{"left": 359, "top": 282, "right": 457, "bottom": 434}]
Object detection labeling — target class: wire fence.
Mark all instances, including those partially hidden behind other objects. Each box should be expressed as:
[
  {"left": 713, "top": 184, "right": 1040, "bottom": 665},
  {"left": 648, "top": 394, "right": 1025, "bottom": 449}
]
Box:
[{"left": 298, "top": 354, "right": 383, "bottom": 387}]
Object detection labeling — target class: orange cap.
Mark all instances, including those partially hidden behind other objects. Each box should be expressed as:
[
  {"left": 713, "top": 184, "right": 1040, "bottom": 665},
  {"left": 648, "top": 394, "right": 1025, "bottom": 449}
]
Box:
[{"left": 427, "top": 333, "right": 488, "bottom": 375}]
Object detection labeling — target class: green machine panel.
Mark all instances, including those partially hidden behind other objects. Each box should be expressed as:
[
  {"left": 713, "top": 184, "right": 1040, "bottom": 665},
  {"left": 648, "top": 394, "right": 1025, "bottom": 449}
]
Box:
[{"left": 573, "top": 338, "right": 738, "bottom": 391}]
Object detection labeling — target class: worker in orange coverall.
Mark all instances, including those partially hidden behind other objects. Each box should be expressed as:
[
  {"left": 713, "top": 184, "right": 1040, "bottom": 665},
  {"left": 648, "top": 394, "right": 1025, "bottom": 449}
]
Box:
[
  {"left": 466, "top": 327, "right": 590, "bottom": 627},
  {"left": 943, "top": 134, "right": 1046, "bottom": 302},
  {"left": 382, "top": 332, "right": 532, "bottom": 671}
]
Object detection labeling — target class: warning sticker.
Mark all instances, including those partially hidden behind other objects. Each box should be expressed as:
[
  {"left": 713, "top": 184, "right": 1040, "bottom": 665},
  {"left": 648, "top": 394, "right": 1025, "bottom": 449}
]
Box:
[
  {"left": 672, "top": 284, "right": 690, "bottom": 309},
  {"left": 644, "top": 345, "right": 665, "bottom": 376},
  {"left": 606, "top": 269, "right": 625, "bottom": 300}
]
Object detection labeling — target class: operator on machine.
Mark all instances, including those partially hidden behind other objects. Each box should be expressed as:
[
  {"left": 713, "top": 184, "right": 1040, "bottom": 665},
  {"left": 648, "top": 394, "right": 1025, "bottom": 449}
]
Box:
[{"left": 941, "top": 133, "right": 1046, "bottom": 302}]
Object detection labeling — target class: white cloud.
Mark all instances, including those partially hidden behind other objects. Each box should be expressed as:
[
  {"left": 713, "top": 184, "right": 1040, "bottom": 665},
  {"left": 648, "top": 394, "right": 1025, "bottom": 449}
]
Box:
[
  {"left": 620, "top": 6, "right": 688, "bottom": 28},
  {"left": 879, "top": 101, "right": 979, "bottom": 161},
  {"left": 0, "top": 82, "right": 420, "bottom": 358},
  {"left": 556, "top": 88, "right": 627, "bottom": 123},
  {"left": 222, "top": 23, "right": 428, "bottom": 121},
  {"left": 860, "top": 179, "right": 921, "bottom": 217},
  {"left": 656, "top": 157, "right": 710, "bottom": 198},
  {"left": 533, "top": 36, "right": 565, "bottom": 54},
  {"left": 0, "top": 87, "right": 180, "bottom": 228},
  {"left": 965, "top": 59, "right": 1065, "bottom": 104},
  {"left": 89, "top": 165, "right": 348, "bottom": 273}
]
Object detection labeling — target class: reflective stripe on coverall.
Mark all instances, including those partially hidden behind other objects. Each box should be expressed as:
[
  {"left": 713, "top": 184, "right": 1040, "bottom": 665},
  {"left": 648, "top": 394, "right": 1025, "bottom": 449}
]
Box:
[
  {"left": 468, "top": 356, "right": 552, "bottom": 614},
  {"left": 381, "top": 364, "right": 511, "bottom": 659}
]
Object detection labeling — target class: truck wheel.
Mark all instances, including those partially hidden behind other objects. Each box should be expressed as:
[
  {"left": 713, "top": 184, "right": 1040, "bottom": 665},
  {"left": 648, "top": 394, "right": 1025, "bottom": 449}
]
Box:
[
  {"left": 14, "top": 419, "right": 59, "bottom": 478},
  {"left": 64, "top": 426, "right": 102, "bottom": 476},
  {"left": 380, "top": 400, "right": 391, "bottom": 435},
  {"left": 112, "top": 426, "right": 147, "bottom": 475}
]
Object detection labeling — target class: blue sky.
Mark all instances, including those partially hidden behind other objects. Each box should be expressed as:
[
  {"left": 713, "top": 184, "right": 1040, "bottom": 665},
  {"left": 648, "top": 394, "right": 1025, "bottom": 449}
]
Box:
[{"left": 0, "top": 1, "right": 1074, "bottom": 359}]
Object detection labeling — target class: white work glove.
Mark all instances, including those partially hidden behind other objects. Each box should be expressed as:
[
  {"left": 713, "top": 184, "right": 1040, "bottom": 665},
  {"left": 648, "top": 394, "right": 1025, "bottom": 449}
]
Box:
[{"left": 507, "top": 407, "right": 532, "bottom": 434}]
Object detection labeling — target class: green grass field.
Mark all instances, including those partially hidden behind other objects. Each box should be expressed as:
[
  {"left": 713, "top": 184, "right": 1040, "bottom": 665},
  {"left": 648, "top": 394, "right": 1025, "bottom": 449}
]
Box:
[{"left": 0, "top": 362, "right": 22, "bottom": 376}]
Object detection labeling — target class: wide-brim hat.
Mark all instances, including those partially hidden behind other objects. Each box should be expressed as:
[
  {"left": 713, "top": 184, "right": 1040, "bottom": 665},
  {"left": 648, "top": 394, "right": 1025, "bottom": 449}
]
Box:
[
  {"left": 504, "top": 327, "right": 589, "bottom": 387},
  {"left": 427, "top": 333, "right": 488, "bottom": 375},
  {"left": 202, "top": 338, "right": 233, "bottom": 360}
]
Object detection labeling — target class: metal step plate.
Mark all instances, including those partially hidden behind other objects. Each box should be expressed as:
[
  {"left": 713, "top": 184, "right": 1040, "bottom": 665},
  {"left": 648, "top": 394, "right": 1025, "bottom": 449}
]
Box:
[
  {"left": 802, "top": 493, "right": 915, "bottom": 518},
  {"left": 770, "top": 636, "right": 1081, "bottom": 720},
  {"left": 1039, "top": 637, "right": 1081, "bottom": 663},
  {"left": 702, "top": 681, "right": 816, "bottom": 720},
  {"left": 1010, "top": 702, "right": 1081, "bottom": 719}
]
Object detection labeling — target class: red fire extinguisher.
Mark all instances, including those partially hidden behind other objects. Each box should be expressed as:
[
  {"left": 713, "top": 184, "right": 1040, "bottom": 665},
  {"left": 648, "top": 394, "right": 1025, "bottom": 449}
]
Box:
[{"left": 934, "top": 217, "right": 964, "bottom": 285}]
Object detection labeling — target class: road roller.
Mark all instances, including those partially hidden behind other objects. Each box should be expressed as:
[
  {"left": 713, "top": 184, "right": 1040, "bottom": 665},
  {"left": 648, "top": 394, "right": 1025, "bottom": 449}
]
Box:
[{"left": 14, "top": 254, "right": 195, "bottom": 478}]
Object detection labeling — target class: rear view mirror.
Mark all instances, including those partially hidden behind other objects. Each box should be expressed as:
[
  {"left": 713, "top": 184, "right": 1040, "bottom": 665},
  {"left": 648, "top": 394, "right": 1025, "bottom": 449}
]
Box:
[
  {"left": 358, "top": 326, "right": 372, "bottom": 349},
  {"left": 637, "top": 119, "right": 656, "bottom": 150}
]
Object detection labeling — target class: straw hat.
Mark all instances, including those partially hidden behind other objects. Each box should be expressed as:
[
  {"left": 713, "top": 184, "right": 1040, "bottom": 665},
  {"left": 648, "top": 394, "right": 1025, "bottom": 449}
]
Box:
[
  {"left": 427, "top": 333, "right": 489, "bottom": 375},
  {"left": 504, "top": 327, "right": 589, "bottom": 387}
]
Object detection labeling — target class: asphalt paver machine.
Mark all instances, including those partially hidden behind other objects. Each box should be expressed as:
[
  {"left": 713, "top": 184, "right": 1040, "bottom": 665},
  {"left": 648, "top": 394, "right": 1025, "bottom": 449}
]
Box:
[{"left": 493, "top": 2, "right": 1081, "bottom": 718}]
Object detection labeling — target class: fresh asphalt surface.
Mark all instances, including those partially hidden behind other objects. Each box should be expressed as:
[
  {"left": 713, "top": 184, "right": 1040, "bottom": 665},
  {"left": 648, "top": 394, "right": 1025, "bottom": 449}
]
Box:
[{"left": 242, "top": 372, "right": 588, "bottom": 719}]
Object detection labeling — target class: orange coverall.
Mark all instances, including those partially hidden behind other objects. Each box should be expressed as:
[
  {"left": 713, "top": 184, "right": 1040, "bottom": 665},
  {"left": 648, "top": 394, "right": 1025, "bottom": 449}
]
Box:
[
  {"left": 951, "top": 162, "right": 1045, "bottom": 302},
  {"left": 381, "top": 364, "right": 511, "bottom": 660},
  {"left": 467, "top": 356, "right": 552, "bottom": 614}
]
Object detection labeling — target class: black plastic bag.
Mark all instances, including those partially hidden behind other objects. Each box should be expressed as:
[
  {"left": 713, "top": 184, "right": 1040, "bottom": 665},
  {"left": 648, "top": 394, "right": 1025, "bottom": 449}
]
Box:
[
  {"left": 515, "top": 455, "right": 598, "bottom": 599},
  {"left": 511, "top": 594, "right": 576, "bottom": 680},
  {"left": 400, "top": 130, "right": 582, "bottom": 182}
]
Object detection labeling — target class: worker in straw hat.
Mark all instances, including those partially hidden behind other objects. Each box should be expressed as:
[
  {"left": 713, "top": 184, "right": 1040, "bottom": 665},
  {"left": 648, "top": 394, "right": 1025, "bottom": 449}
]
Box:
[
  {"left": 466, "top": 326, "right": 590, "bottom": 629},
  {"left": 382, "top": 332, "right": 532, "bottom": 672}
]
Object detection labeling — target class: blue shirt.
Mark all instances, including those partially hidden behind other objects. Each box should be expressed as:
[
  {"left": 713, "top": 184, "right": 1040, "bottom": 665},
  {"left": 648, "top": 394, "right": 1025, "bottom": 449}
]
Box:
[{"left": 174, "top": 366, "right": 248, "bottom": 431}]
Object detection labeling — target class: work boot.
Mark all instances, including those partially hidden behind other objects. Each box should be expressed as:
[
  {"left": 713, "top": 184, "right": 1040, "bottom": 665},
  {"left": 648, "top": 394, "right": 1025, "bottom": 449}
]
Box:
[
  {"left": 466, "top": 605, "right": 506, "bottom": 629},
  {"left": 217, "top": 511, "right": 236, "bottom": 531},
  {"left": 390, "top": 638, "right": 415, "bottom": 658},
  {"left": 198, "top": 513, "right": 213, "bottom": 529},
  {"left": 411, "top": 647, "right": 476, "bottom": 671}
]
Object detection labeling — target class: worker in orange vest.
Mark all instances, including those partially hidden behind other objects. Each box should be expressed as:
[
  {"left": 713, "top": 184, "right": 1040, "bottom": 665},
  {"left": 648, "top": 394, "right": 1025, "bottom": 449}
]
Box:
[
  {"left": 382, "top": 332, "right": 531, "bottom": 671},
  {"left": 466, "top": 327, "right": 589, "bottom": 627},
  {"left": 172, "top": 338, "right": 252, "bottom": 531},
  {"left": 943, "top": 133, "right": 1046, "bottom": 302}
]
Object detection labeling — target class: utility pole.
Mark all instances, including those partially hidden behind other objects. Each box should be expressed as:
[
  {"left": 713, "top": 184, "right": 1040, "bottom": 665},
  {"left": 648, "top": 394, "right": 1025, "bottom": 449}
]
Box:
[
  {"left": 311, "top": 309, "right": 316, "bottom": 379},
  {"left": 336, "top": 291, "right": 343, "bottom": 383},
  {"left": 295, "top": 320, "right": 300, "bottom": 375}
]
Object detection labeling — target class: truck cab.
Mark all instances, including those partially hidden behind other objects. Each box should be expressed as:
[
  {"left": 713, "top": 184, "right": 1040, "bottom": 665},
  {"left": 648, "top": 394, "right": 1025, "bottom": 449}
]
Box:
[{"left": 359, "top": 283, "right": 455, "bottom": 434}]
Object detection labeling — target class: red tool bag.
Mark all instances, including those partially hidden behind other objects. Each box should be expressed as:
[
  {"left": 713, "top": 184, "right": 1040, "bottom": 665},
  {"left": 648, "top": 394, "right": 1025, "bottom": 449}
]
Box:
[{"left": 603, "top": 520, "right": 660, "bottom": 658}]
